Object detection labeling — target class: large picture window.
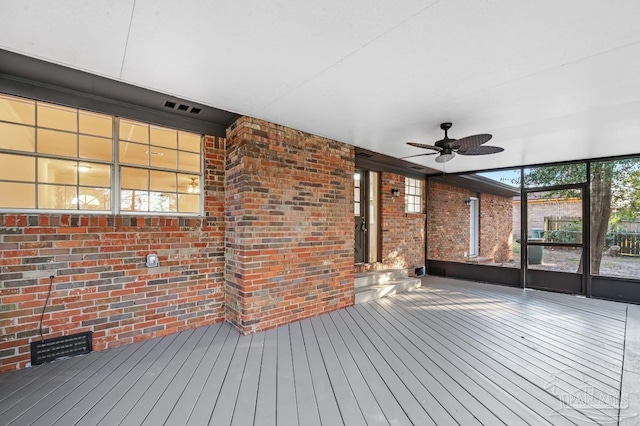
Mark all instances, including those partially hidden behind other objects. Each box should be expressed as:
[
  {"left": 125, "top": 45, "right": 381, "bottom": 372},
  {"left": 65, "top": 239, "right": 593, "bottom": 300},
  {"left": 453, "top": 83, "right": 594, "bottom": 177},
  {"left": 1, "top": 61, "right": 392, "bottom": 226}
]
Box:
[{"left": 0, "top": 93, "right": 202, "bottom": 214}]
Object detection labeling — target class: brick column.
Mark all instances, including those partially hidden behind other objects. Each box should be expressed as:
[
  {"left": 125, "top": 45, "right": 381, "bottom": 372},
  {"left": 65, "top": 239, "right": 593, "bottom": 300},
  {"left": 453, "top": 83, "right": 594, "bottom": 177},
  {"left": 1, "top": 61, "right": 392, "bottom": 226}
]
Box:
[{"left": 225, "top": 117, "right": 354, "bottom": 333}]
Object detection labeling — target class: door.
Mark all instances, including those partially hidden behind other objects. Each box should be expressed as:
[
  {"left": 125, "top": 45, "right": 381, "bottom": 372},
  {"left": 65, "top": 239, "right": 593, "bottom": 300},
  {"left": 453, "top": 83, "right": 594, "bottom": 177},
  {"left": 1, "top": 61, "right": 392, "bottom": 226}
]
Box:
[
  {"left": 354, "top": 171, "right": 366, "bottom": 263},
  {"left": 524, "top": 184, "right": 587, "bottom": 294},
  {"left": 469, "top": 197, "right": 479, "bottom": 257}
]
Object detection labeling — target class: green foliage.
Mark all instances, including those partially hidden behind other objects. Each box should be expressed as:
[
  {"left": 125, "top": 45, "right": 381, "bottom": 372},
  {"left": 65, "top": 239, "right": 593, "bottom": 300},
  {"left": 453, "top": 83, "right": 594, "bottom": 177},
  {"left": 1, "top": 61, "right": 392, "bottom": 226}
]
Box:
[
  {"left": 611, "top": 170, "right": 640, "bottom": 221},
  {"left": 546, "top": 220, "right": 582, "bottom": 244},
  {"left": 523, "top": 163, "right": 587, "bottom": 187}
]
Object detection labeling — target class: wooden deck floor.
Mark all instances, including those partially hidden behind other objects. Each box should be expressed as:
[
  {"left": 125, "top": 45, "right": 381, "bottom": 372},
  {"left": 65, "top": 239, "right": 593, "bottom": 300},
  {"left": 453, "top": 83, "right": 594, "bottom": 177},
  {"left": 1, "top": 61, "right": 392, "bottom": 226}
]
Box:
[{"left": 0, "top": 276, "right": 633, "bottom": 425}]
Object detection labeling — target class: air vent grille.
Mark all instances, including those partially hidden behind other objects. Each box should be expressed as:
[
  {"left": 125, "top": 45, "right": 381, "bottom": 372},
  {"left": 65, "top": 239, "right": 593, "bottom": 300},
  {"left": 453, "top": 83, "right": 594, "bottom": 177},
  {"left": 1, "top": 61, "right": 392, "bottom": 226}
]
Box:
[
  {"left": 410, "top": 166, "right": 425, "bottom": 170},
  {"left": 163, "top": 101, "right": 202, "bottom": 115},
  {"left": 356, "top": 152, "right": 374, "bottom": 158},
  {"left": 31, "top": 331, "right": 92, "bottom": 365}
]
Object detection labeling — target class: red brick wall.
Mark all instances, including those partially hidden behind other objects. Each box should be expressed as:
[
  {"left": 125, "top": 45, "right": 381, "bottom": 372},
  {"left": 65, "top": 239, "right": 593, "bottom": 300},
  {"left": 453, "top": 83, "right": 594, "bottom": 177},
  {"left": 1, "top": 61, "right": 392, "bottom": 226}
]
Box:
[
  {"left": 513, "top": 198, "right": 582, "bottom": 237},
  {"left": 380, "top": 173, "right": 425, "bottom": 270},
  {"left": 427, "top": 181, "right": 471, "bottom": 262},
  {"left": 0, "top": 136, "right": 226, "bottom": 372},
  {"left": 225, "top": 117, "right": 354, "bottom": 334},
  {"left": 427, "top": 181, "right": 513, "bottom": 263},
  {"left": 480, "top": 193, "right": 513, "bottom": 262}
]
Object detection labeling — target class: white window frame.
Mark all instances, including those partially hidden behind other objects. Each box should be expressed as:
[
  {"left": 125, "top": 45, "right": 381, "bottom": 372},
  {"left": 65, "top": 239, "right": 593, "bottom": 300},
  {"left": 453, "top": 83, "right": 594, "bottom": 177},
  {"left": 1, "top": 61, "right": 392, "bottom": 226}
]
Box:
[
  {"left": 0, "top": 93, "right": 203, "bottom": 216},
  {"left": 405, "top": 177, "right": 423, "bottom": 213}
]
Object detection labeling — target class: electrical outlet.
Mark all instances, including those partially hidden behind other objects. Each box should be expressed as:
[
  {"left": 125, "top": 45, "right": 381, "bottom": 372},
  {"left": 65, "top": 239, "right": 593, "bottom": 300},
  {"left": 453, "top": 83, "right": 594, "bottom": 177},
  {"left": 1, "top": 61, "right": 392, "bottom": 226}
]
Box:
[{"left": 146, "top": 254, "right": 159, "bottom": 268}]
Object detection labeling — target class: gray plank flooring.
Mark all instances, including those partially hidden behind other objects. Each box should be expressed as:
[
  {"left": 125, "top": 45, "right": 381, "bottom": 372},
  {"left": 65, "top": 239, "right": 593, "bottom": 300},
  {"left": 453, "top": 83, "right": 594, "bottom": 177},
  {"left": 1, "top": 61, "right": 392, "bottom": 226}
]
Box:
[{"left": 0, "top": 276, "right": 632, "bottom": 425}]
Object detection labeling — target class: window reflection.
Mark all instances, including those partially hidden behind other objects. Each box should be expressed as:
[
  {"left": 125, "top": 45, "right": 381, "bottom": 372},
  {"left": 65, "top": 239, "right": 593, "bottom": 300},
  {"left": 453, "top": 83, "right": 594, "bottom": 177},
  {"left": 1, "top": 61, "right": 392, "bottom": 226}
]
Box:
[{"left": 0, "top": 93, "right": 203, "bottom": 214}]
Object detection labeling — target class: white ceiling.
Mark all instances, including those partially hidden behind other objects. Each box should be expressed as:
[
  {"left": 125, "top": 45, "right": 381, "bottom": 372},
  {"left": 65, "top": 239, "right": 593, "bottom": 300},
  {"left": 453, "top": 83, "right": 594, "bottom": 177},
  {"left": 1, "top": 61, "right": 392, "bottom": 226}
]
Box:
[{"left": 2, "top": 0, "right": 640, "bottom": 173}]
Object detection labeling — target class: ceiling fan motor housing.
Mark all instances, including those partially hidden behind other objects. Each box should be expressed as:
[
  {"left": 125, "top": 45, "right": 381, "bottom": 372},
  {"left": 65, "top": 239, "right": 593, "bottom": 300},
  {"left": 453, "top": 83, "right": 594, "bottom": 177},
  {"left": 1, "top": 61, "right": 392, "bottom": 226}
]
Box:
[{"left": 404, "top": 121, "right": 499, "bottom": 162}]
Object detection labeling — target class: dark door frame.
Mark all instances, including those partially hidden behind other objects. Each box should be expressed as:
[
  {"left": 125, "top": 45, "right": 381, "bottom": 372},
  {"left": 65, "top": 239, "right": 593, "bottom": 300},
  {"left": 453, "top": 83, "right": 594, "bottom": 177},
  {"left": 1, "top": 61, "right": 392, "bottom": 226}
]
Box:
[
  {"left": 354, "top": 169, "right": 367, "bottom": 264},
  {"left": 521, "top": 182, "right": 589, "bottom": 295},
  {"left": 354, "top": 169, "right": 382, "bottom": 265}
]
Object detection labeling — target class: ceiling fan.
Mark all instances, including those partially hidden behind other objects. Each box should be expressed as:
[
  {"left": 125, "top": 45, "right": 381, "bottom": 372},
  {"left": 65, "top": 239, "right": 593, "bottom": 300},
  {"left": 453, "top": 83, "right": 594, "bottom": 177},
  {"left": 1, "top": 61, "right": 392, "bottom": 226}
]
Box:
[{"left": 404, "top": 122, "right": 503, "bottom": 163}]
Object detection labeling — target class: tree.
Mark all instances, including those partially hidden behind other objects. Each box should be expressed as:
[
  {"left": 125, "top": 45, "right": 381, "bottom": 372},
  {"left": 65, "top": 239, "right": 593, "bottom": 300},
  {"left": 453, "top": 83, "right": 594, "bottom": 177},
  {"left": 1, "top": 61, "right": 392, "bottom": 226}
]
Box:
[{"left": 519, "top": 159, "right": 640, "bottom": 275}]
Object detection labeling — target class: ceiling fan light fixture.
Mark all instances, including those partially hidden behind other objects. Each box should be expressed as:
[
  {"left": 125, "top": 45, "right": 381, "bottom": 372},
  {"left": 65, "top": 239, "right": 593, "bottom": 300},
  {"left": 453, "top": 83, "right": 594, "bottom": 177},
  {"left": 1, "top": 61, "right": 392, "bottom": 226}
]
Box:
[
  {"left": 435, "top": 151, "right": 455, "bottom": 163},
  {"left": 187, "top": 178, "right": 200, "bottom": 194}
]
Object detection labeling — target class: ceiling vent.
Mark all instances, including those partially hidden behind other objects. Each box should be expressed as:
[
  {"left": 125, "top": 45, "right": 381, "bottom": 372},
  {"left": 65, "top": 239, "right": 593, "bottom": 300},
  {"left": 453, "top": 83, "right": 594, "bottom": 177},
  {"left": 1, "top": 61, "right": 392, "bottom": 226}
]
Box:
[
  {"left": 410, "top": 166, "right": 425, "bottom": 170},
  {"left": 163, "top": 101, "right": 202, "bottom": 115},
  {"left": 356, "top": 152, "right": 374, "bottom": 158}
]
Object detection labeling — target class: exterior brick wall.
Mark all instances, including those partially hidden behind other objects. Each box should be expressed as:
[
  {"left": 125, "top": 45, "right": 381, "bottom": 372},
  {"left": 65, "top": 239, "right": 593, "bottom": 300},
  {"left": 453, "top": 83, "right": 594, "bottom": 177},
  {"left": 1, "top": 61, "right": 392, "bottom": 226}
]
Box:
[
  {"left": 427, "top": 181, "right": 471, "bottom": 262},
  {"left": 380, "top": 173, "right": 426, "bottom": 270},
  {"left": 480, "top": 193, "right": 513, "bottom": 262},
  {"left": 513, "top": 198, "right": 582, "bottom": 237},
  {"left": 225, "top": 117, "right": 354, "bottom": 334},
  {"left": 427, "top": 181, "right": 513, "bottom": 263},
  {"left": 0, "top": 136, "right": 226, "bottom": 372}
]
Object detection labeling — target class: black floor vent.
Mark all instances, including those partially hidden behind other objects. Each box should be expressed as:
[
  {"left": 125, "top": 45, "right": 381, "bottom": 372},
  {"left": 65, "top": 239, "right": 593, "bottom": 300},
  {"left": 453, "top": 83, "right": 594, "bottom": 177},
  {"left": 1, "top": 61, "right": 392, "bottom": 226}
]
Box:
[{"left": 30, "top": 331, "right": 92, "bottom": 365}]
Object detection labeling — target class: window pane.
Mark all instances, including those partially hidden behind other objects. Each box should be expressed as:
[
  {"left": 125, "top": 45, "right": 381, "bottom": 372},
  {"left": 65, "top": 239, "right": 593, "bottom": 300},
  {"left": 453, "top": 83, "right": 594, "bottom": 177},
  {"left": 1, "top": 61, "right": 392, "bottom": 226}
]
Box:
[
  {"left": 150, "top": 126, "right": 177, "bottom": 149},
  {"left": 79, "top": 163, "right": 110, "bottom": 187},
  {"left": 591, "top": 157, "right": 640, "bottom": 279},
  {"left": 119, "top": 141, "right": 149, "bottom": 166},
  {"left": 523, "top": 163, "right": 586, "bottom": 188},
  {"left": 0, "top": 153, "right": 35, "bottom": 182},
  {"left": 149, "top": 192, "right": 175, "bottom": 212},
  {"left": 477, "top": 169, "right": 521, "bottom": 188},
  {"left": 37, "top": 128, "right": 77, "bottom": 157},
  {"left": 178, "top": 174, "right": 200, "bottom": 194},
  {"left": 179, "top": 131, "right": 201, "bottom": 153},
  {"left": 79, "top": 135, "right": 112, "bottom": 161},
  {"left": 0, "top": 122, "right": 35, "bottom": 152},
  {"left": 121, "top": 167, "right": 148, "bottom": 190},
  {"left": 178, "top": 193, "right": 199, "bottom": 213},
  {"left": 120, "top": 189, "right": 149, "bottom": 212},
  {"left": 79, "top": 111, "right": 112, "bottom": 137},
  {"left": 150, "top": 147, "right": 177, "bottom": 169},
  {"left": 469, "top": 169, "right": 521, "bottom": 268},
  {"left": 150, "top": 170, "right": 176, "bottom": 192},
  {"left": 38, "top": 184, "right": 77, "bottom": 209},
  {"left": 38, "top": 158, "right": 77, "bottom": 185},
  {"left": 76, "top": 188, "right": 110, "bottom": 210},
  {"left": 0, "top": 182, "right": 35, "bottom": 208},
  {"left": 528, "top": 246, "right": 583, "bottom": 273},
  {"left": 0, "top": 94, "right": 35, "bottom": 125},
  {"left": 405, "top": 177, "right": 423, "bottom": 213},
  {"left": 37, "top": 103, "right": 77, "bottom": 132},
  {"left": 119, "top": 119, "right": 148, "bottom": 143},
  {"left": 178, "top": 151, "right": 200, "bottom": 172}
]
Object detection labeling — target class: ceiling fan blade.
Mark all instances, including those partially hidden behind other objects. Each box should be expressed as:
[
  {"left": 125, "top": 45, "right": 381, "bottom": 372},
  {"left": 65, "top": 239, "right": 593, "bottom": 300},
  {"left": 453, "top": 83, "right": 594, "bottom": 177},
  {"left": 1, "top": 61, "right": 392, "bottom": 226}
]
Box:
[
  {"left": 401, "top": 152, "right": 438, "bottom": 159},
  {"left": 451, "top": 134, "right": 492, "bottom": 150},
  {"left": 457, "top": 145, "right": 504, "bottom": 156},
  {"left": 406, "top": 142, "right": 442, "bottom": 151}
]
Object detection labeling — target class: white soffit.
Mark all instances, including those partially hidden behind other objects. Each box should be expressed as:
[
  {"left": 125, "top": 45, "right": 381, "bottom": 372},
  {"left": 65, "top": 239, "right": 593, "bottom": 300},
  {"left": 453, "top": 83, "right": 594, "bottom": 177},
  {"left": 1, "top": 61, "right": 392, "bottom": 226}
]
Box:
[
  {"left": 1, "top": 0, "right": 640, "bottom": 173},
  {"left": 0, "top": 0, "right": 134, "bottom": 78}
]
